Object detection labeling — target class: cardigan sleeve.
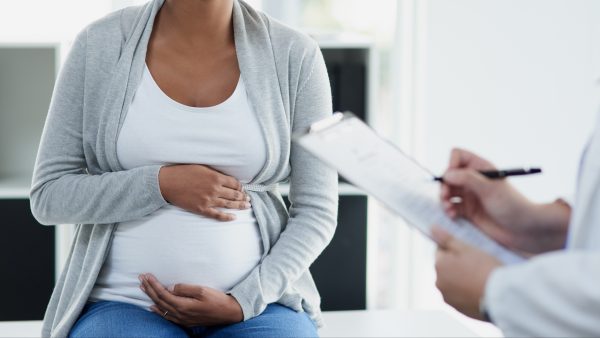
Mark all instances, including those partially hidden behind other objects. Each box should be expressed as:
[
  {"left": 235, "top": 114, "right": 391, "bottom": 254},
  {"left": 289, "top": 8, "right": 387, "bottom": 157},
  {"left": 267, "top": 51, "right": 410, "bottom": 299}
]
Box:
[
  {"left": 29, "top": 28, "right": 168, "bottom": 226},
  {"left": 228, "top": 42, "right": 339, "bottom": 320}
]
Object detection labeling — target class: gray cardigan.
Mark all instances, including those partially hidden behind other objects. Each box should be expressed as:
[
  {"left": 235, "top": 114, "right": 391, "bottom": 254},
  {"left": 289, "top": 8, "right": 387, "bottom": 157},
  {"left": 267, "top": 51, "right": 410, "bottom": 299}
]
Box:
[{"left": 29, "top": 1, "right": 338, "bottom": 336}]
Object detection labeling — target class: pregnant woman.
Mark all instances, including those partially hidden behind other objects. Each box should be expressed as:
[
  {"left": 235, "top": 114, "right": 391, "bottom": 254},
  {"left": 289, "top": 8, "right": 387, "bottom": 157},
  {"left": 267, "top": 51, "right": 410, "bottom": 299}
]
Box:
[{"left": 30, "top": 0, "right": 338, "bottom": 337}]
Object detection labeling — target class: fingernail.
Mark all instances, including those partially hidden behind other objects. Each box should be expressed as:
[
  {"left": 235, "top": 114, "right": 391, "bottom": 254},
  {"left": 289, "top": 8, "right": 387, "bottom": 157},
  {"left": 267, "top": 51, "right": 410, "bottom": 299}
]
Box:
[
  {"left": 246, "top": 195, "right": 251, "bottom": 202},
  {"left": 168, "top": 285, "right": 175, "bottom": 292},
  {"left": 140, "top": 284, "right": 146, "bottom": 292},
  {"left": 245, "top": 202, "right": 251, "bottom": 209},
  {"left": 449, "top": 196, "right": 463, "bottom": 204}
]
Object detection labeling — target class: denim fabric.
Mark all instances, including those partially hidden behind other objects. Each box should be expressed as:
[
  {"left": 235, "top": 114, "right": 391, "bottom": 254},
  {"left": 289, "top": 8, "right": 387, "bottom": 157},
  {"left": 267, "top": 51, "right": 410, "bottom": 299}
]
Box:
[{"left": 69, "top": 301, "right": 318, "bottom": 338}]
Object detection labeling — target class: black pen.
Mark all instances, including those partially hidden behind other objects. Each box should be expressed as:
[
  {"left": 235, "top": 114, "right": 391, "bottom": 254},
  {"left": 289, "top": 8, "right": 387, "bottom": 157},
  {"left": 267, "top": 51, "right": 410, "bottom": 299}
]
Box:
[{"left": 434, "top": 167, "right": 542, "bottom": 182}]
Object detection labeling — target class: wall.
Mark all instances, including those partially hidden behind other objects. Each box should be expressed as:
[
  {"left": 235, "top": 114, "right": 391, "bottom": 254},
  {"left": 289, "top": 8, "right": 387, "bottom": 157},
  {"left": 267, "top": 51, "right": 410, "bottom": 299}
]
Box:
[
  {"left": 0, "top": 0, "right": 111, "bottom": 43},
  {"left": 419, "top": 0, "right": 600, "bottom": 200}
]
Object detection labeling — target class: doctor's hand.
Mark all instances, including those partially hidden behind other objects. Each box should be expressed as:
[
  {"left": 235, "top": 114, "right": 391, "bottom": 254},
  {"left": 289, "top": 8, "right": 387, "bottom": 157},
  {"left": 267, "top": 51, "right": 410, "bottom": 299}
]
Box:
[
  {"left": 432, "top": 226, "right": 502, "bottom": 321},
  {"left": 440, "top": 148, "right": 569, "bottom": 254},
  {"left": 158, "top": 164, "right": 251, "bottom": 221},
  {"left": 138, "top": 273, "right": 244, "bottom": 327}
]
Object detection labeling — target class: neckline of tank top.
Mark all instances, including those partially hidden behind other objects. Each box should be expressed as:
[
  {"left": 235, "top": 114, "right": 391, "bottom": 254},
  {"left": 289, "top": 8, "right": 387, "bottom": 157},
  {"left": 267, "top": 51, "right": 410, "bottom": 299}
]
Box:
[{"left": 143, "top": 63, "right": 244, "bottom": 113}]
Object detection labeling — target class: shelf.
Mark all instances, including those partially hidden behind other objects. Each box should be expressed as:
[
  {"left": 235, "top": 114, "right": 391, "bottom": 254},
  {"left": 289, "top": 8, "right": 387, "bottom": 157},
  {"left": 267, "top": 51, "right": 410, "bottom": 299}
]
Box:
[
  {"left": 0, "top": 176, "right": 31, "bottom": 199},
  {"left": 278, "top": 182, "right": 366, "bottom": 196},
  {"left": 311, "top": 32, "right": 373, "bottom": 49},
  {"left": 318, "top": 40, "right": 373, "bottom": 49}
]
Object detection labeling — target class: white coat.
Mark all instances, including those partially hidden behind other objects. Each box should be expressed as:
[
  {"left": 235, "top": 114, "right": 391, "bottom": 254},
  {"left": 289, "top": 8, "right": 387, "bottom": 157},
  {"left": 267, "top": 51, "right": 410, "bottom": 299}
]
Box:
[{"left": 483, "top": 114, "right": 600, "bottom": 337}]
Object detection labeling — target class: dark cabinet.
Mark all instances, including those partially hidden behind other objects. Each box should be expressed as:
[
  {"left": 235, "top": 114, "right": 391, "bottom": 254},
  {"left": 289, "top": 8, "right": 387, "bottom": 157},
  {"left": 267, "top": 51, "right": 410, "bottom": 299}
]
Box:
[
  {"left": 283, "top": 194, "right": 368, "bottom": 311},
  {"left": 0, "top": 199, "right": 55, "bottom": 321}
]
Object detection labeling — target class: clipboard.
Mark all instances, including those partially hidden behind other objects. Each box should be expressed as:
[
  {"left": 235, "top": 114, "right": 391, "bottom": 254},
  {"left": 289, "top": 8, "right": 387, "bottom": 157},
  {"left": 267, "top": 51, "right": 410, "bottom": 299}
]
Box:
[{"left": 295, "top": 112, "right": 523, "bottom": 264}]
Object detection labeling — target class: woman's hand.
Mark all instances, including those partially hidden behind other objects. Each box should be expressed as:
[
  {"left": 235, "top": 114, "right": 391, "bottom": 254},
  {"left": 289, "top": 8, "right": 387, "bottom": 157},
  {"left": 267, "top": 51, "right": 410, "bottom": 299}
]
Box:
[
  {"left": 440, "top": 148, "right": 569, "bottom": 254},
  {"left": 432, "top": 226, "right": 502, "bottom": 320},
  {"left": 158, "top": 164, "right": 251, "bottom": 221},
  {"left": 139, "top": 273, "right": 244, "bottom": 327}
]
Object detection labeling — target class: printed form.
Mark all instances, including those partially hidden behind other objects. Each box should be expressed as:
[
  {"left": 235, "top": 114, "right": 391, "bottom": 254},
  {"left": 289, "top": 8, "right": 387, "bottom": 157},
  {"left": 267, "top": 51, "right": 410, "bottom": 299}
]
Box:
[{"left": 296, "top": 114, "right": 524, "bottom": 264}]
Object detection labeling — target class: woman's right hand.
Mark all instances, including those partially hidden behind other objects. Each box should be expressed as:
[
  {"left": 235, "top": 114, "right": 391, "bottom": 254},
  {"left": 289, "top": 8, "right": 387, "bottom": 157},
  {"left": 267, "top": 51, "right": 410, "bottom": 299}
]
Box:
[
  {"left": 439, "top": 148, "right": 561, "bottom": 253},
  {"left": 158, "top": 164, "right": 250, "bottom": 221}
]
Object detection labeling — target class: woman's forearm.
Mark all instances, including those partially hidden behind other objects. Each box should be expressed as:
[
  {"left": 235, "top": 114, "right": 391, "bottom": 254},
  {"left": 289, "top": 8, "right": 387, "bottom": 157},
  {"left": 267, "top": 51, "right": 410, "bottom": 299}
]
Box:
[{"left": 30, "top": 165, "right": 168, "bottom": 225}]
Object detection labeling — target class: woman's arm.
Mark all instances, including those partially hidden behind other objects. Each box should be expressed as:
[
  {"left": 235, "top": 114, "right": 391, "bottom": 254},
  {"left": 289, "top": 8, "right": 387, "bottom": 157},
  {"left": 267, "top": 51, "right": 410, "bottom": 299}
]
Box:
[
  {"left": 228, "top": 43, "right": 339, "bottom": 319},
  {"left": 30, "top": 29, "right": 249, "bottom": 226},
  {"left": 433, "top": 227, "right": 600, "bottom": 337},
  {"left": 29, "top": 29, "right": 170, "bottom": 226}
]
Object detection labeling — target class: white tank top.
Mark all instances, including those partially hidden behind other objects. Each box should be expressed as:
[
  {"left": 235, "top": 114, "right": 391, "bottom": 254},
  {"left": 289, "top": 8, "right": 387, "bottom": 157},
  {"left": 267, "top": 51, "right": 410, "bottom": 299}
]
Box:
[{"left": 89, "top": 64, "right": 266, "bottom": 309}]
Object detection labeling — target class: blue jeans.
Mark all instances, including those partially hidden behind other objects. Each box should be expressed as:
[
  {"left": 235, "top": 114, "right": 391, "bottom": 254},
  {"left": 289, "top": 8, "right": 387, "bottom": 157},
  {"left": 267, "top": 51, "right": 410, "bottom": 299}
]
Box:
[{"left": 69, "top": 300, "right": 318, "bottom": 338}]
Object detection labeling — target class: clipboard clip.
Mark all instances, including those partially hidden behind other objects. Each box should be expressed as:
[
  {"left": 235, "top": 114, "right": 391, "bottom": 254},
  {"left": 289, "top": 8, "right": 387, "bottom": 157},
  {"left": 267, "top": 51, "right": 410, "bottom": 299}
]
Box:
[{"left": 309, "top": 112, "right": 345, "bottom": 132}]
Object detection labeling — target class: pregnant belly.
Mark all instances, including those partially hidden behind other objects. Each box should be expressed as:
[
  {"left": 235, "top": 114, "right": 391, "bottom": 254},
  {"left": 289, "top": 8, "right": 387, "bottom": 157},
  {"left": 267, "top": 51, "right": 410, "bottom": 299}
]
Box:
[{"left": 90, "top": 204, "right": 263, "bottom": 308}]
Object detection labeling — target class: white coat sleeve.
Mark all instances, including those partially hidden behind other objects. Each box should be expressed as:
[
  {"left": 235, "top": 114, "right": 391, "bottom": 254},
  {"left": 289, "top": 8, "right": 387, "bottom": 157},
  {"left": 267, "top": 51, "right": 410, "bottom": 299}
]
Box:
[{"left": 484, "top": 251, "right": 600, "bottom": 337}]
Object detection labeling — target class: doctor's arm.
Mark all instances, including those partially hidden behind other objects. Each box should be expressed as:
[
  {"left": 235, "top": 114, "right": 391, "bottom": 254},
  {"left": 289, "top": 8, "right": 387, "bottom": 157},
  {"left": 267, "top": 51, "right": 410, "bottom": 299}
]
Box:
[
  {"left": 484, "top": 251, "right": 600, "bottom": 337},
  {"left": 434, "top": 230, "right": 600, "bottom": 337}
]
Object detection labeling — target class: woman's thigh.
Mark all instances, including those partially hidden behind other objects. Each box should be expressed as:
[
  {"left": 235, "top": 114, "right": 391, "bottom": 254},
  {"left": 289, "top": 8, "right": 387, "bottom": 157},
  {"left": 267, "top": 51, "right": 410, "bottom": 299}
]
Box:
[
  {"left": 69, "top": 300, "right": 190, "bottom": 338},
  {"left": 201, "top": 304, "right": 318, "bottom": 338}
]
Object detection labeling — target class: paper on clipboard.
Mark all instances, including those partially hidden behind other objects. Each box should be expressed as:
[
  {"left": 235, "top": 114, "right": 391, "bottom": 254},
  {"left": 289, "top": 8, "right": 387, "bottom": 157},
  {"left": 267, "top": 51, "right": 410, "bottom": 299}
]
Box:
[{"left": 296, "top": 113, "right": 524, "bottom": 264}]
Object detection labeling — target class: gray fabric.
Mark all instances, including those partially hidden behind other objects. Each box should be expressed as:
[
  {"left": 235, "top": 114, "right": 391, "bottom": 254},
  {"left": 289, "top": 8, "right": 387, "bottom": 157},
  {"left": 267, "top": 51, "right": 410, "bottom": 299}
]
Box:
[{"left": 30, "top": 1, "right": 338, "bottom": 336}]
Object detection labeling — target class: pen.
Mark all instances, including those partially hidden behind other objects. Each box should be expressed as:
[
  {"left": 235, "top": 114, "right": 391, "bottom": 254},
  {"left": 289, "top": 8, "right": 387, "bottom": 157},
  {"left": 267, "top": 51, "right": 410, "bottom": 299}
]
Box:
[{"left": 434, "top": 167, "right": 542, "bottom": 182}]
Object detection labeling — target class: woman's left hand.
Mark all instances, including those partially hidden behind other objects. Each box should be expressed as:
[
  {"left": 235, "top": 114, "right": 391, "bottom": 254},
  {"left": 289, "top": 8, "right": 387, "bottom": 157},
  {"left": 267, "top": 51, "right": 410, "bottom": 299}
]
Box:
[
  {"left": 138, "top": 273, "right": 244, "bottom": 327},
  {"left": 432, "top": 226, "right": 503, "bottom": 320}
]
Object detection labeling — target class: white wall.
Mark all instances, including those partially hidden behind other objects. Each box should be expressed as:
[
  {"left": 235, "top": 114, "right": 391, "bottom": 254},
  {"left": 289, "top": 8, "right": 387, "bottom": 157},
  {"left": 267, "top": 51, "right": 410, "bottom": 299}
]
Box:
[
  {"left": 0, "top": 0, "right": 112, "bottom": 43},
  {"left": 418, "top": 0, "right": 600, "bottom": 201}
]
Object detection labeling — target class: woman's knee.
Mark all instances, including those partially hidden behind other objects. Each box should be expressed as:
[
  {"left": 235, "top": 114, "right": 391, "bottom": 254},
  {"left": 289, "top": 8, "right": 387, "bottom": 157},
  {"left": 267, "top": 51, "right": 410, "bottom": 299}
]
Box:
[
  {"left": 206, "top": 303, "right": 318, "bottom": 338},
  {"left": 68, "top": 301, "right": 189, "bottom": 338}
]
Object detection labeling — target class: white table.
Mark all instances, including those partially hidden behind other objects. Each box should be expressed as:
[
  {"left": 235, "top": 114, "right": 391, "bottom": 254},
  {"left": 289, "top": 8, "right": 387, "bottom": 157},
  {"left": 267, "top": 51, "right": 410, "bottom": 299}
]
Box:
[
  {"left": 0, "top": 320, "right": 41, "bottom": 338},
  {"left": 0, "top": 310, "right": 477, "bottom": 337},
  {"left": 319, "top": 310, "right": 477, "bottom": 337}
]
